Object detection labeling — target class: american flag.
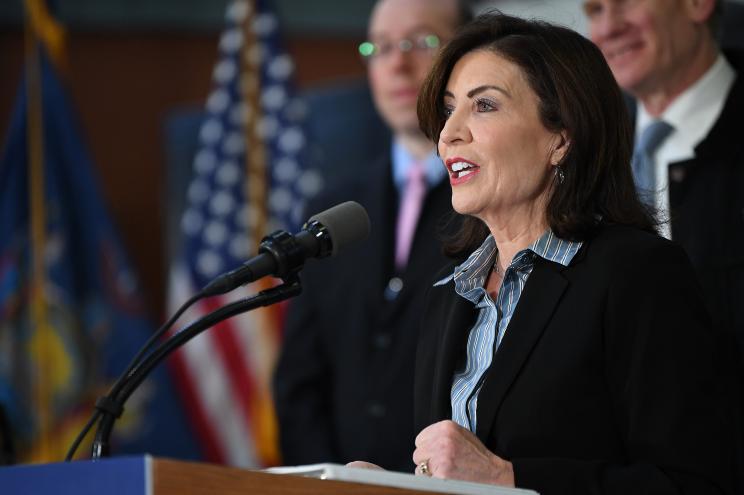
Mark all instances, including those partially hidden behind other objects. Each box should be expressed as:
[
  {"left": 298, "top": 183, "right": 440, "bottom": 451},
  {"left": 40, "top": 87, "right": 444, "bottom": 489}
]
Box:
[{"left": 166, "top": 0, "right": 322, "bottom": 467}]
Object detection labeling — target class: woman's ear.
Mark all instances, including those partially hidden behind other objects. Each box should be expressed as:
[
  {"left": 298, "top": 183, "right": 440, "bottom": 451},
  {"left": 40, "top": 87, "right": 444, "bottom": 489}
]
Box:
[{"left": 550, "top": 131, "right": 570, "bottom": 166}]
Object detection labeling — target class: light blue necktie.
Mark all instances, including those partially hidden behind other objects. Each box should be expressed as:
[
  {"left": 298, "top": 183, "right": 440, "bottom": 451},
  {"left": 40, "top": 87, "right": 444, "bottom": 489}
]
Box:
[{"left": 632, "top": 120, "right": 674, "bottom": 203}]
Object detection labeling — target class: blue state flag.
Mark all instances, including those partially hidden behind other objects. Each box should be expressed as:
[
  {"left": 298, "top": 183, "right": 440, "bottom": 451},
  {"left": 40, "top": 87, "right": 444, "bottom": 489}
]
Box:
[{"left": 0, "top": 45, "right": 201, "bottom": 461}]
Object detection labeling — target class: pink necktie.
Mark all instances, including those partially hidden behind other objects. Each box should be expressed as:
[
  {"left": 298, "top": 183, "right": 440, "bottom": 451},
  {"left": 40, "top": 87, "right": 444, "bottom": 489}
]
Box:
[{"left": 395, "top": 162, "right": 426, "bottom": 270}]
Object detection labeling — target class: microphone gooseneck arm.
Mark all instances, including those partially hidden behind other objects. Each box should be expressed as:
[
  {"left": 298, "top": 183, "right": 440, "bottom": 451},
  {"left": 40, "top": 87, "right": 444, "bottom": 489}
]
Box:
[
  {"left": 90, "top": 278, "right": 302, "bottom": 460},
  {"left": 64, "top": 289, "right": 207, "bottom": 462}
]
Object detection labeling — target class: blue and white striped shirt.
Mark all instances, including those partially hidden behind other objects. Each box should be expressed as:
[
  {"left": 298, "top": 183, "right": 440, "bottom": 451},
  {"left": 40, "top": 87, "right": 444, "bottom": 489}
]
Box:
[{"left": 435, "top": 230, "right": 583, "bottom": 432}]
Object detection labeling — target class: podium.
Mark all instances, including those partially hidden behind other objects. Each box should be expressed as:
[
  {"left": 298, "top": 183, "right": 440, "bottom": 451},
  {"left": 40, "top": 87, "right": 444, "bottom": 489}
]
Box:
[{"left": 0, "top": 456, "right": 537, "bottom": 495}]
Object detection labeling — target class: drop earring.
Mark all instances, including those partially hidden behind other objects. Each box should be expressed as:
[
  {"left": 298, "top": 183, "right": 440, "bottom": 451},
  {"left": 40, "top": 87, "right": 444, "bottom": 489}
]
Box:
[{"left": 554, "top": 165, "right": 565, "bottom": 184}]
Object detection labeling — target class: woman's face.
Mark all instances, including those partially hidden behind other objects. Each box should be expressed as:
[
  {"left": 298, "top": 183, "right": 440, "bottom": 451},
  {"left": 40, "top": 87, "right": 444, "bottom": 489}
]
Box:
[{"left": 438, "top": 49, "right": 566, "bottom": 226}]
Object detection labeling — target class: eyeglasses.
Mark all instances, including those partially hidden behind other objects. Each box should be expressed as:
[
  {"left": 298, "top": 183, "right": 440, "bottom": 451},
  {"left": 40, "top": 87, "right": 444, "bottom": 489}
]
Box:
[{"left": 358, "top": 33, "right": 441, "bottom": 62}]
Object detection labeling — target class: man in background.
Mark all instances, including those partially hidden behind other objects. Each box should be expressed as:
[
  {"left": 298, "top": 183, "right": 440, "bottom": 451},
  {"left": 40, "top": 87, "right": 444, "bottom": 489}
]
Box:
[
  {"left": 583, "top": 0, "right": 744, "bottom": 353},
  {"left": 273, "top": 0, "right": 471, "bottom": 472}
]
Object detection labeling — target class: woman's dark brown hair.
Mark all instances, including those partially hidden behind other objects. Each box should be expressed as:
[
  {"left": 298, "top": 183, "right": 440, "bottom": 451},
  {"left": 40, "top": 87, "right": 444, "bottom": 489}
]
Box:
[{"left": 418, "top": 12, "right": 656, "bottom": 256}]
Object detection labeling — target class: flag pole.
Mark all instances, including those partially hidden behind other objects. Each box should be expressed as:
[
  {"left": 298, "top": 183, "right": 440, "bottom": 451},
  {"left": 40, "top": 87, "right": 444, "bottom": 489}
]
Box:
[
  {"left": 242, "top": 1, "right": 268, "bottom": 252},
  {"left": 22, "top": 0, "right": 67, "bottom": 463},
  {"left": 239, "top": 0, "right": 281, "bottom": 466},
  {"left": 23, "top": 0, "right": 52, "bottom": 463}
]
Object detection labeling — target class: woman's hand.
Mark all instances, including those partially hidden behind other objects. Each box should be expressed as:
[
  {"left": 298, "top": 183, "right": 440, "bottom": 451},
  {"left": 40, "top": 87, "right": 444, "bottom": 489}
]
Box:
[{"left": 412, "top": 420, "right": 514, "bottom": 487}]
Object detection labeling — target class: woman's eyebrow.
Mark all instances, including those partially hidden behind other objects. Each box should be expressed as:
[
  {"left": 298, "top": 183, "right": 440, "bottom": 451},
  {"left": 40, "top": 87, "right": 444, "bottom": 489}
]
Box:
[
  {"left": 442, "top": 85, "right": 511, "bottom": 99},
  {"left": 467, "top": 84, "right": 511, "bottom": 99}
]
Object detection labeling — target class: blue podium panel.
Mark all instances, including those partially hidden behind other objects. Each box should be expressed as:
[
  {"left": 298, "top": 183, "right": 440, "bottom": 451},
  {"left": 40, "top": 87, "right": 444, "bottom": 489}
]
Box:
[{"left": 0, "top": 455, "right": 149, "bottom": 495}]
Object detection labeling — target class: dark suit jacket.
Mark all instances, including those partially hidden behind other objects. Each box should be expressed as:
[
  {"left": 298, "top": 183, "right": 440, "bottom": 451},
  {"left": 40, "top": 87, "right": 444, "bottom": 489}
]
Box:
[
  {"left": 415, "top": 224, "right": 740, "bottom": 494},
  {"left": 273, "top": 151, "right": 455, "bottom": 471}
]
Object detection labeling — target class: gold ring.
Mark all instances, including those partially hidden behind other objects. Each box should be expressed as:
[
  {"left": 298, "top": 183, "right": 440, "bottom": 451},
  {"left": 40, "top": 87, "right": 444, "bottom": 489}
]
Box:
[{"left": 418, "top": 460, "right": 430, "bottom": 475}]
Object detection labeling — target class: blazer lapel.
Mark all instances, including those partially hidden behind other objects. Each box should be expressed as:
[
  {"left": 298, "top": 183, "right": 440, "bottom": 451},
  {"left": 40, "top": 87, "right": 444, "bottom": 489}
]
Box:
[
  {"left": 474, "top": 259, "right": 568, "bottom": 442},
  {"left": 359, "top": 157, "right": 396, "bottom": 308}
]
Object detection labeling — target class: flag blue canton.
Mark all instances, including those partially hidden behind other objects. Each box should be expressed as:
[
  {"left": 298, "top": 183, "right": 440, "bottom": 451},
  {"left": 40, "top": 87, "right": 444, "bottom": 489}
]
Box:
[{"left": 180, "top": 0, "right": 321, "bottom": 291}]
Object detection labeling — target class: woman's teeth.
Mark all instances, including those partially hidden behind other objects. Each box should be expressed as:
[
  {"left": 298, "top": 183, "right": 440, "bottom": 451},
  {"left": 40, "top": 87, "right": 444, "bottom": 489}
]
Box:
[{"left": 451, "top": 162, "right": 476, "bottom": 178}]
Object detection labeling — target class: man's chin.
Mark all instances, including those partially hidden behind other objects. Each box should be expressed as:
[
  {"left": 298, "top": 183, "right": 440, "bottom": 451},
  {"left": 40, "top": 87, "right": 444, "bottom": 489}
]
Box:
[
  {"left": 610, "top": 66, "right": 650, "bottom": 96},
  {"left": 388, "top": 119, "right": 424, "bottom": 137}
]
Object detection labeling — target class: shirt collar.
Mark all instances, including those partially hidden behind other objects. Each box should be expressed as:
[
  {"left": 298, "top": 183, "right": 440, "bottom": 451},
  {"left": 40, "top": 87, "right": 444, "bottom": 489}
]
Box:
[
  {"left": 434, "top": 229, "right": 583, "bottom": 290},
  {"left": 636, "top": 54, "right": 736, "bottom": 160},
  {"left": 391, "top": 138, "right": 447, "bottom": 191}
]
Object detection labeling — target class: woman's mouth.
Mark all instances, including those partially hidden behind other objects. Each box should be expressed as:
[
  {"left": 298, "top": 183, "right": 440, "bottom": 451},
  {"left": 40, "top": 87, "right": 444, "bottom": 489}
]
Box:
[{"left": 446, "top": 158, "right": 480, "bottom": 184}]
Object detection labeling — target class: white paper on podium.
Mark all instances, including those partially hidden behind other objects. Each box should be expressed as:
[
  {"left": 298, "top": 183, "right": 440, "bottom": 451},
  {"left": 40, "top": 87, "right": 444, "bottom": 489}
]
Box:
[{"left": 264, "top": 463, "right": 539, "bottom": 495}]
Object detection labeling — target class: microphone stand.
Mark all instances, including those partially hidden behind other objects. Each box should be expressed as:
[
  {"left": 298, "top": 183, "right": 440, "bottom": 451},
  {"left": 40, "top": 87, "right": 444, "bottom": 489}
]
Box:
[{"left": 89, "top": 277, "right": 302, "bottom": 460}]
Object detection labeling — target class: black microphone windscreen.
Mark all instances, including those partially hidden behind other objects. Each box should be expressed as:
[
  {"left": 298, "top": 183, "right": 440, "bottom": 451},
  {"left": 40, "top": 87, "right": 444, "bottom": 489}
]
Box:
[{"left": 309, "top": 201, "right": 370, "bottom": 256}]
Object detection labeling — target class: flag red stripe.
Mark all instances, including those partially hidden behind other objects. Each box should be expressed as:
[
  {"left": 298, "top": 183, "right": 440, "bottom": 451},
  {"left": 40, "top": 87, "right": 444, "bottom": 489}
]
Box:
[
  {"left": 168, "top": 342, "right": 225, "bottom": 464},
  {"left": 202, "top": 297, "right": 260, "bottom": 446}
]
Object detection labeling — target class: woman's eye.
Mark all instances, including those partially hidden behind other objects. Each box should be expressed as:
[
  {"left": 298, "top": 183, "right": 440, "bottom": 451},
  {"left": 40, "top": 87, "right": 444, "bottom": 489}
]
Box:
[
  {"left": 443, "top": 105, "right": 454, "bottom": 118},
  {"left": 475, "top": 99, "right": 496, "bottom": 112}
]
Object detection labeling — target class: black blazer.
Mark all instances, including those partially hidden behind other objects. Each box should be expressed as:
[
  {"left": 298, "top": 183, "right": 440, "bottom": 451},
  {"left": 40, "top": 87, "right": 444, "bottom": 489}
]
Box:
[
  {"left": 415, "top": 224, "right": 741, "bottom": 494},
  {"left": 274, "top": 151, "right": 456, "bottom": 471}
]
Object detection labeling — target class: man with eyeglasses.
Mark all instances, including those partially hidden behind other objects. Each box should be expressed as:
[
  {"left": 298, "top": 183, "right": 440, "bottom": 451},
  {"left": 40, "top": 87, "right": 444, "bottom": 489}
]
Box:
[{"left": 273, "top": 0, "right": 472, "bottom": 473}]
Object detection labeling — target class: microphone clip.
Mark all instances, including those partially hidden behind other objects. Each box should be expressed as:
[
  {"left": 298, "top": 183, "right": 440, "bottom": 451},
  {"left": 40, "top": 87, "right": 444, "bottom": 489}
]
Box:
[
  {"left": 258, "top": 218, "right": 332, "bottom": 282},
  {"left": 258, "top": 230, "right": 307, "bottom": 282}
]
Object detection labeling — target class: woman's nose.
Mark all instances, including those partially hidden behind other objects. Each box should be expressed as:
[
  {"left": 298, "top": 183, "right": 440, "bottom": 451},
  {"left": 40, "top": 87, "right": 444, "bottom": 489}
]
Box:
[{"left": 439, "top": 109, "right": 470, "bottom": 146}]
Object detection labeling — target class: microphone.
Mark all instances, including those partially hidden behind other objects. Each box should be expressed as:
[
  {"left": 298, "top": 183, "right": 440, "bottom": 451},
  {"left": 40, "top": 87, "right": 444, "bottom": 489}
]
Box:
[
  {"left": 203, "top": 201, "right": 370, "bottom": 295},
  {"left": 73, "top": 201, "right": 369, "bottom": 461}
]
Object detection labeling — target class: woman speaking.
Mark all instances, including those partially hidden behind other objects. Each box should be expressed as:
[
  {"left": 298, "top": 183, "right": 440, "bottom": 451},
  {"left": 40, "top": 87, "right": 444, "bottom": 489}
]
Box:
[{"left": 401, "top": 12, "right": 740, "bottom": 495}]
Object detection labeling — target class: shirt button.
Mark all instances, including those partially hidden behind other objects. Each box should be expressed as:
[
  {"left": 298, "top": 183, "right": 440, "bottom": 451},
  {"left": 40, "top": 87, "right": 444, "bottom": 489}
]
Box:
[
  {"left": 669, "top": 166, "right": 686, "bottom": 183},
  {"left": 383, "top": 277, "right": 404, "bottom": 301},
  {"left": 366, "top": 402, "right": 386, "bottom": 418}
]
